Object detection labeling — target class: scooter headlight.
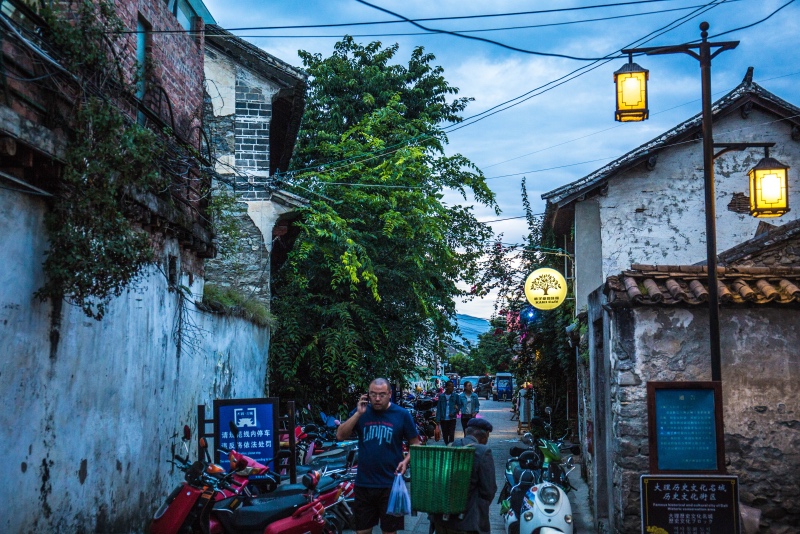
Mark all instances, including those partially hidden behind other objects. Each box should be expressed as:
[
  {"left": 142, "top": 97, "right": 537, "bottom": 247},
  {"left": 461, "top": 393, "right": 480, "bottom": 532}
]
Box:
[
  {"left": 522, "top": 512, "right": 533, "bottom": 522},
  {"left": 538, "top": 485, "right": 560, "bottom": 506}
]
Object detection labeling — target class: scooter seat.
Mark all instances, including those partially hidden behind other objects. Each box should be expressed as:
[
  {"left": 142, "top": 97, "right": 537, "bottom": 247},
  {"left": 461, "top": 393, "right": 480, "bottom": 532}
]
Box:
[
  {"left": 274, "top": 475, "right": 337, "bottom": 496},
  {"left": 279, "top": 465, "right": 314, "bottom": 481},
  {"left": 232, "top": 493, "right": 307, "bottom": 530},
  {"left": 312, "top": 448, "right": 346, "bottom": 460},
  {"left": 509, "top": 470, "right": 537, "bottom": 517}
]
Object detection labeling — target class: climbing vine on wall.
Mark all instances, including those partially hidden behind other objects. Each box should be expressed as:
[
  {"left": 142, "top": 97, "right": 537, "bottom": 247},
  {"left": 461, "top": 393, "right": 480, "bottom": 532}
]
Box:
[
  {"left": 34, "top": 99, "right": 166, "bottom": 319},
  {"left": 30, "top": 1, "right": 211, "bottom": 319}
]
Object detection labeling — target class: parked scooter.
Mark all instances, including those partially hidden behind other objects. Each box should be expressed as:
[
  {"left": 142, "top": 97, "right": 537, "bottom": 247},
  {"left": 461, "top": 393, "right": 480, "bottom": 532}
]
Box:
[
  {"left": 150, "top": 424, "right": 350, "bottom": 534},
  {"left": 500, "top": 413, "right": 577, "bottom": 534}
]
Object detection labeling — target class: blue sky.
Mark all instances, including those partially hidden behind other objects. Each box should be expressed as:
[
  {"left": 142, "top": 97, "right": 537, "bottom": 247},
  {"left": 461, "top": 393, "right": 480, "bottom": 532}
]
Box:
[{"left": 203, "top": 0, "right": 800, "bottom": 318}]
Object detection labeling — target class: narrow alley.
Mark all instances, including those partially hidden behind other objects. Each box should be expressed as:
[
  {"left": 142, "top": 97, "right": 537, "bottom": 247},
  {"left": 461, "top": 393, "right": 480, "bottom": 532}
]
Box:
[{"left": 399, "top": 398, "right": 593, "bottom": 534}]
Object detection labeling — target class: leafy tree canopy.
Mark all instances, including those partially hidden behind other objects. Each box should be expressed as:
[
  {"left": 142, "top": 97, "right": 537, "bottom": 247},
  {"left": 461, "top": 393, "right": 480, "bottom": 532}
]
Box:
[
  {"left": 470, "top": 179, "right": 577, "bottom": 435},
  {"left": 270, "top": 38, "right": 497, "bottom": 414}
]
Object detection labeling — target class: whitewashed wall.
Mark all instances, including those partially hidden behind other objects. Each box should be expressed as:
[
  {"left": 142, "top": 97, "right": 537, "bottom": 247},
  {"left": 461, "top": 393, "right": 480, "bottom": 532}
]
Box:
[
  {"left": 597, "top": 108, "right": 800, "bottom": 278},
  {"left": 0, "top": 189, "right": 269, "bottom": 533}
]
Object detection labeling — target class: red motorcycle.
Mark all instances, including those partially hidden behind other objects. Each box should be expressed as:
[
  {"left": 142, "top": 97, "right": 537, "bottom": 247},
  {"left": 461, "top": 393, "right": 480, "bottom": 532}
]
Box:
[{"left": 149, "top": 425, "right": 350, "bottom": 534}]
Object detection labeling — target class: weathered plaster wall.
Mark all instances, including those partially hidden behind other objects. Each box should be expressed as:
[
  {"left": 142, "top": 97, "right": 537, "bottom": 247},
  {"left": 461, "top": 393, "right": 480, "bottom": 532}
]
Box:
[
  {"left": 0, "top": 188, "right": 268, "bottom": 533},
  {"left": 606, "top": 305, "right": 800, "bottom": 533},
  {"left": 575, "top": 199, "right": 604, "bottom": 310},
  {"left": 597, "top": 108, "right": 800, "bottom": 279},
  {"left": 203, "top": 49, "right": 298, "bottom": 307}
]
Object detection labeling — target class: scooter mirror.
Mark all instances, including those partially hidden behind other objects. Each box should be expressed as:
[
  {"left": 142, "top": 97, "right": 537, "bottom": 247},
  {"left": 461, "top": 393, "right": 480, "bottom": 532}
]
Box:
[
  {"left": 570, "top": 445, "right": 582, "bottom": 456},
  {"left": 545, "top": 406, "right": 552, "bottom": 415},
  {"left": 183, "top": 425, "right": 191, "bottom": 441},
  {"left": 521, "top": 432, "right": 534, "bottom": 446},
  {"left": 228, "top": 421, "right": 239, "bottom": 437}
]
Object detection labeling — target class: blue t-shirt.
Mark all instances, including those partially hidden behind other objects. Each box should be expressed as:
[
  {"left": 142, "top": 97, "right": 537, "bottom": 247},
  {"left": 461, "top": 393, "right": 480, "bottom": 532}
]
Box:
[{"left": 354, "top": 403, "right": 419, "bottom": 488}]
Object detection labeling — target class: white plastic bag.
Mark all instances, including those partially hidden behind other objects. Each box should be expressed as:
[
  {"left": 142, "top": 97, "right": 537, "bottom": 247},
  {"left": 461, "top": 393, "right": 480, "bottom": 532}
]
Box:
[{"left": 387, "top": 473, "right": 412, "bottom": 516}]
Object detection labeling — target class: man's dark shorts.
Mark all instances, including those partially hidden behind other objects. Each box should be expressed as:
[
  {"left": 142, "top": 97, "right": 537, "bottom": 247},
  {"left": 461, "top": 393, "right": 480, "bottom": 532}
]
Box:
[{"left": 353, "top": 485, "right": 405, "bottom": 532}]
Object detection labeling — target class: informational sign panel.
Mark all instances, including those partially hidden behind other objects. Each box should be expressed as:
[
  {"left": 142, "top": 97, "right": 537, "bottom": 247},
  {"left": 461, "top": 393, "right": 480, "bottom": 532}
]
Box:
[
  {"left": 214, "top": 397, "right": 279, "bottom": 474},
  {"left": 647, "top": 382, "right": 725, "bottom": 474},
  {"left": 640, "top": 475, "right": 740, "bottom": 534}
]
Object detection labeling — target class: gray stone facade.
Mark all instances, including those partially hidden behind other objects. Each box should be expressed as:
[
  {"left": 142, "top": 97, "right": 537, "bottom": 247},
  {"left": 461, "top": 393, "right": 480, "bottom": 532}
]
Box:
[
  {"left": 202, "top": 27, "right": 307, "bottom": 307},
  {"left": 588, "top": 296, "right": 800, "bottom": 533}
]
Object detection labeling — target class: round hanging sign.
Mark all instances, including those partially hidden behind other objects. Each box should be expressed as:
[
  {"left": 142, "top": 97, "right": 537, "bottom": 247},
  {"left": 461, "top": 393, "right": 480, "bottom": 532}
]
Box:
[{"left": 524, "top": 268, "right": 568, "bottom": 310}]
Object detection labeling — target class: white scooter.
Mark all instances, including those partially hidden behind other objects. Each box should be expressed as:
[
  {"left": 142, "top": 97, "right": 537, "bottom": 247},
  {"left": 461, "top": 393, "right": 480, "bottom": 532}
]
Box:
[{"left": 501, "top": 433, "right": 576, "bottom": 534}]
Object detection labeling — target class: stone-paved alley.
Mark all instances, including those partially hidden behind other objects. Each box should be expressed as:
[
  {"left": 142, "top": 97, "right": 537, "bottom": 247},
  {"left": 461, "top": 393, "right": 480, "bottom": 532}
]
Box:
[{"left": 354, "top": 398, "right": 594, "bottom": 534}]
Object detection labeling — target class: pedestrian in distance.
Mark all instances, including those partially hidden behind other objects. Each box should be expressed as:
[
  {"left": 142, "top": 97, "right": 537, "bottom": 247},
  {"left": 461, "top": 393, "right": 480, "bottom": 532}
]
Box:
[
  {"left": 436, "top": 380, "right": 460, "bottom": 445},
  {"left": 432, "top": 418, "right": 497, "bottom": 534},
  {"left": 337, "top": 378, "right": 421, "bottom": 534},
  {"left": 458, "top": 381, "right": 480, "bottom": 436}
]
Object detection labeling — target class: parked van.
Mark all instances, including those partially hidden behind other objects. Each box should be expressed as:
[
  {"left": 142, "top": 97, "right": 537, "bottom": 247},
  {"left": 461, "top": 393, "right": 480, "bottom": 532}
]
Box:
[{"left": 494, "top": 372, "right": 514, "bottom": 401}]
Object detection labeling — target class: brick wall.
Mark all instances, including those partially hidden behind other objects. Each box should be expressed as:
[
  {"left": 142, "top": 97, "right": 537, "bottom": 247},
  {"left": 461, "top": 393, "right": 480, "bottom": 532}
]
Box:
[
  {"left": 113, "top": 0, "right": 205, "bottom": 143},
  {"left": 234, "top": 70, "right": 276, "bottom": 174}
]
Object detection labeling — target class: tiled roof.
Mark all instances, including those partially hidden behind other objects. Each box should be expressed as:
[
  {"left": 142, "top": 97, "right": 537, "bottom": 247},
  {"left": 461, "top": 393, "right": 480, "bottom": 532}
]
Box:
[
  {"left": 717, "top": 218, "right": 800, "bottom": 266},
  {"left": 604, "top": 264, "right": 800, "bottom": 307},
  {"left": 542, "top": 67, "right": 800, "bottom": 207}
]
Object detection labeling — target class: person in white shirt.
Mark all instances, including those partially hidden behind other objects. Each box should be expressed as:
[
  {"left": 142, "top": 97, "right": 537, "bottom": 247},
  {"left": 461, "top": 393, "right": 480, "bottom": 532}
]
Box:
[{"left": 458, "top": 381, "right": 481, "bottom": 436}]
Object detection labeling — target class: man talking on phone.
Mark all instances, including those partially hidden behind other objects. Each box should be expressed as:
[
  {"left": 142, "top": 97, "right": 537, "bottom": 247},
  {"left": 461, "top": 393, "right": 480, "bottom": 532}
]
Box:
[{"left": 338, "top": 378, "right": 420, "bottom": 534}]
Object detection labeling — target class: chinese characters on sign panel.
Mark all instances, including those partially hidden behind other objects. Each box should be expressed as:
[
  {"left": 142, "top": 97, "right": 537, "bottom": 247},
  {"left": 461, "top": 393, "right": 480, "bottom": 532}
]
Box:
[
  {"left": 655, "top": 389, "right": 717, "bottom": 471},
  {"left": 640, "top": 475, "right": 740, "bottom": 534},
  {"left": 214, "top": 398, "right": 279, "bottom": 475}
]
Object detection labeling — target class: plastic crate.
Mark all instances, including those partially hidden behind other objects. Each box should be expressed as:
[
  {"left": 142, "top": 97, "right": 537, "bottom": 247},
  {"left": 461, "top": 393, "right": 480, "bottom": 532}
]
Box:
[{"left": 409, "top": 445, "right": 474, "bottom": 514}]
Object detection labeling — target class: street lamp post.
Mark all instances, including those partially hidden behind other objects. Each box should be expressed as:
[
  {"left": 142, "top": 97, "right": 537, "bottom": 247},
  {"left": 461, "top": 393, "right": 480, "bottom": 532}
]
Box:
[
  {"left": 617, "top": 23, "right": 791, "bottom": 382},
  {"left": 618, "top": 22, "right": 738, "bottom": 382}
]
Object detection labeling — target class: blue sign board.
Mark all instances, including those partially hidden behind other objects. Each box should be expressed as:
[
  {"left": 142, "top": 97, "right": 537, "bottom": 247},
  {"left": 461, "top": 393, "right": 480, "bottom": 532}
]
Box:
[
  {"left": 214, "top": 397, "right": 279, "bottom": 474},
  {"left": 655, "top": 389, "right": 717, "bottom": 471},
  {"left": 648, "top": 382, "right": 725, "bottom": 474}
]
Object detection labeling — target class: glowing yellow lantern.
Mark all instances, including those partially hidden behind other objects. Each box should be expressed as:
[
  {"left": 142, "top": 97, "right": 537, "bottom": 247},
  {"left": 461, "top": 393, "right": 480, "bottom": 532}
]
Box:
[
  {"left": 524, "top": 268, "right": 568, "bottom": 310},
  {"left": 749, "top": 149, "right": 790, "bottom": 218},
  {"left": 614, "top": 58, "right": 649, "bottom": 122}
]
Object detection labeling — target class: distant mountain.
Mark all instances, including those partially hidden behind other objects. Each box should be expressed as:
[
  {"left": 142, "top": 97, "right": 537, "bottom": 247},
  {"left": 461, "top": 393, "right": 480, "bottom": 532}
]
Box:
[{"left": 454, "top": 314, "right": 491, "bottom": 347}]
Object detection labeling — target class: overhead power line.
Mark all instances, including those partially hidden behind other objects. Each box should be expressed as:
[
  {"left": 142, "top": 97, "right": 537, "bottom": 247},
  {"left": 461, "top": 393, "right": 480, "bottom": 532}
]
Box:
[
  {"left": 208, "top": 3, "right": 722, "bottom": 40},
  {"left": 441, "top": 0, "right": 732, "bottom": 134},
  {"left": 117, "top": 0, "right": 685, "bottom": 33},
  {"left": 354, "top": 0, "right": 622, "bottom": 61}
]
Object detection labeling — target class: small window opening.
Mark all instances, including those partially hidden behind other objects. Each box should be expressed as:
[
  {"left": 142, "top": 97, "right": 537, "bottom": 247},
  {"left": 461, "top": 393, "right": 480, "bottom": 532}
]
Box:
[
  {"left": 168, "top": 255, "right": 178, "bottom": 286},
  {"left": 136, "top": 16, "right": 151, "bottom": 124}
]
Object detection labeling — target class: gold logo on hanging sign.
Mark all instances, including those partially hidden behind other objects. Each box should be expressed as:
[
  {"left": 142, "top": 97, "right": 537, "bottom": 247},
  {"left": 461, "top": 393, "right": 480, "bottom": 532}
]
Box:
[{"left": 524, "top": 268, "right": 568, "bottom": 310}]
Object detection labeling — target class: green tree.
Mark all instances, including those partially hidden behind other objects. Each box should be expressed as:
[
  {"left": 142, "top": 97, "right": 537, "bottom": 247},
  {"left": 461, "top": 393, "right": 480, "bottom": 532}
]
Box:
[
  {"left": 468, "top": 316, "right": 516, "bottom": 373},
  {"left": 270, "top": 39, "right": 497, "bottom": 413},
  {"left": 473, "top": 179, "right": 577, "bottom": 435},
  {"left": 447, "top": 351, "right": 484, "bottom": 376}
]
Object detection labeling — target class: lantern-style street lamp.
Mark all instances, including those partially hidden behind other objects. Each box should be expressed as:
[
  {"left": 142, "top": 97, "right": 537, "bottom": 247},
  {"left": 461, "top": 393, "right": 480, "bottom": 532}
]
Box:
[
  {"left": 749, "top": 148, "right": 790, "bottom": 217},
  {"left": 613, "top": 22, "right": 739, "bottom": 384},
  {"left": 614, "top": 56, "right": 649, "bottom": 122}
]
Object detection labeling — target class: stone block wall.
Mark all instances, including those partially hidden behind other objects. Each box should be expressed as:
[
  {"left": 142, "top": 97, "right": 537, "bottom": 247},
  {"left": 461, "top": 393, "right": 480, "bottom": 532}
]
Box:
[
  {"left": 597, "top": 108, "right": 800, "bottom": 280},
  {"left": 605, "top": 305, "right": 800, "bottom": 533},
  {"left": 203, "top": 45, "right": 297, "bottom": 306}
]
